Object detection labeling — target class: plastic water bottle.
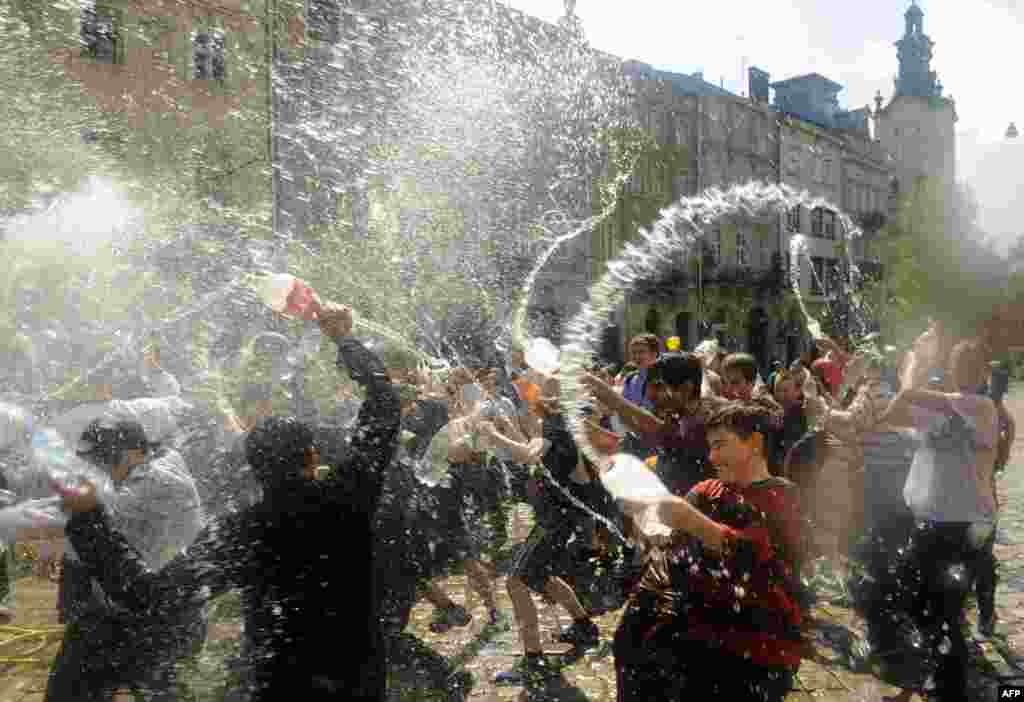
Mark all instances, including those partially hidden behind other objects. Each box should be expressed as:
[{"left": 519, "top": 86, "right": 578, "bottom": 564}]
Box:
[
  {"left": 256, "top": 274, "right": 322, "bottom": 321},
  {"left": 31, "top": 429, "right": 79, "bottom": 491},
  {"left": 524, "top": 338, "right": 560, "bottom": 375}
]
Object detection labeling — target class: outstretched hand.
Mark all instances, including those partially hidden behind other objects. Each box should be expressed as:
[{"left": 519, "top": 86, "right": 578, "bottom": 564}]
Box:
[
  {"left": 317, "top": 301, "right": 354, "bottom": 339},
  {"left": 54, "top": 479, "right": 99, "bottom": 515}
]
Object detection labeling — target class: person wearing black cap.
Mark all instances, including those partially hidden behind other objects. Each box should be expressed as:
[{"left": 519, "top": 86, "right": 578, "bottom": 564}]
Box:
[
  {"left": 584, "top": 352, "right": 716, "bottom": 496},
  {"left": 46, "top": 418, "right": 204, "bottom": 702},
  {"left": 58, "top": 302, "right": 401, "bottom": 701}
]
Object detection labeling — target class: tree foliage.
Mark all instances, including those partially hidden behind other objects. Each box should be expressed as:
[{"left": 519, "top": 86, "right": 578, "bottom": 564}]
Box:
[{"left": 871, "top": 176, "right": 1008, "bottom": 345}]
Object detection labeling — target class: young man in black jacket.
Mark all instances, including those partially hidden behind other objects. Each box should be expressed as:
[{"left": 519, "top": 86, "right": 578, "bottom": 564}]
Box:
[{"left": 58, "top": 302, "right": 401, "bottom": 701}]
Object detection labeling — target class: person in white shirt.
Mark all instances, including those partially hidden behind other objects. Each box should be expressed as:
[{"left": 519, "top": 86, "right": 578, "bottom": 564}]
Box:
[
  {"left": 876, "top": 333, "right": 997, "bottom": 702},
  {"left": 47, "top": 418, "right": 204, "bottom": 702}
]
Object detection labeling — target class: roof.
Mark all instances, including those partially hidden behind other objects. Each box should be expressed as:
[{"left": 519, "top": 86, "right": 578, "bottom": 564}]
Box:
[
  {"left": 770, "top": 73, "right": 843, "bottom": 92},
  {"left": 624, "top": 61, "right": 738, "bottom": 98}
]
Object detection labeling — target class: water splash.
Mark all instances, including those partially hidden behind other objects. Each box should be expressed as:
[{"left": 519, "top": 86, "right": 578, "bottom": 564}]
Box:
[{"left": 559, "top": 181, "right": 865, "bottom": 465}]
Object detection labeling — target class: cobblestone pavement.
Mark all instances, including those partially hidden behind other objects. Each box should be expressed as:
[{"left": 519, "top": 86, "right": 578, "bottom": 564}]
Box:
[{"left": 2, "top": 389, "right": 1024, "bottom": 701}]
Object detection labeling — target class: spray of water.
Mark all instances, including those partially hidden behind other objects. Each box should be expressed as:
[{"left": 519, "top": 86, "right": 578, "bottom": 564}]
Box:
[{"left": 558, "top": 181, "right": 865, "bottom": 466}]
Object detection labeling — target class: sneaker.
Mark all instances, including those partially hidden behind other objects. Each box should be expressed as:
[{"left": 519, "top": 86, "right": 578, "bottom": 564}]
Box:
[
  {"left": 556, "top": 618, "right": 600, "bottom": 648},
  {"left": 429, "top": 605, "right": 472, "bottom": 634},
  {"left": 494, "top": 654, "right": 554, "bottom": 686}
]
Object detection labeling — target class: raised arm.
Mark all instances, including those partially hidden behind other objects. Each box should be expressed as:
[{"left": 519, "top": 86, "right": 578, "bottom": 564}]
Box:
[
  {"left": 477, "top": 420, "right": 544, "bottom": 464},
  {"left": 319, "top": 304, "right": 400, "bottom": 513},
  {"left": 63, "top": 493, "right": 246, "bottom": 617},
  {"left": 580, "top": 372, "right": 666, "bottom": 436}
]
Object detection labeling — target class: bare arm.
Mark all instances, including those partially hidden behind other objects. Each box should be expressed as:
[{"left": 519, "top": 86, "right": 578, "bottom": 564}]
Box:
[
  {"left": 581, "top": 372, "right": 665, "bottom": 436},
  {"left": 477, "top": 421, "right": 544, "bottom": 465},
  {"left": 656, "top": 496, "right": 727, "bottom": 552}
]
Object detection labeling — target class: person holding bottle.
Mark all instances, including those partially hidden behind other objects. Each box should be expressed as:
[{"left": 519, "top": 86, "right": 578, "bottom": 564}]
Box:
[{"left": 57, "top": 301, "right": 401, "bottom": 701}]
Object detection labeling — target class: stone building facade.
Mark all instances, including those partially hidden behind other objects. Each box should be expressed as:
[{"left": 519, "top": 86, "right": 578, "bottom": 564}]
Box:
[
  {"left": 28, "top": 0, "right": 276, "bottom": 222},
  {"left": 598, "top": 2, "right": 947, "bottom": 366}
]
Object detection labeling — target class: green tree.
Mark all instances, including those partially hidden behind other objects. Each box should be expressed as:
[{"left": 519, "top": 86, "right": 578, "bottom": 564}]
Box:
[{"left": 873, "top": 177, "right": 1007, "bottom": 345}]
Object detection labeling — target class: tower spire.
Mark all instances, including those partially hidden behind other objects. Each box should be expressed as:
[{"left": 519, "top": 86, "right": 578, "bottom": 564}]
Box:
[{"left": 895, "top": 1, "right": 940, "bottom": 98}]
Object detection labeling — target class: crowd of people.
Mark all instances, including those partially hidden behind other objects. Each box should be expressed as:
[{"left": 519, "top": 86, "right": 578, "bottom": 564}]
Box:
[{"left": 0, "top": 300, "right": 1016, "bottom": 702}]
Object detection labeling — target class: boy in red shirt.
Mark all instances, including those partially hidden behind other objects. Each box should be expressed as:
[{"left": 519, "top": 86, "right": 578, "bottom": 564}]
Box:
[{"left": 613, "top": 402, "right": 804, "bottom": 701}]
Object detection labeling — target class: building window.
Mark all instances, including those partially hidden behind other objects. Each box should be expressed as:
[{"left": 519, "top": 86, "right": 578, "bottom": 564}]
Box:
[
  {"left": 737, "top": 228, "right": 749, "bottom": 267},
  {"left": 828, "top": 259, "right": 842, "bottom": 294},
  {"left": 810, "top": 257, "right": 827, "bottom": 296},
  {"left": 810, "top": 257, "right": 841, "bottom": 296},
  {"left": 80, "top": 2, "right": 122, "bottom": 64},
  {"left": 786, "top": 205, "right": 801, "bottom": 233},
  {"left": 709, "top": 226, "right": 721, "bottom": 265},
  {"left": 823, "top": 210, "right": 836, "bottom": 240},
  {"left": 822, "top": 159, "right": 832, "bottom": 183},
  {"left": 308, "top": 0, "right": 341, "bottom": 44},
  {"left": 193, "top": 31, "right": 226, "bottom": 81},
  {"left": 811, "top": 208, "right": 824, "bottom": 237}
]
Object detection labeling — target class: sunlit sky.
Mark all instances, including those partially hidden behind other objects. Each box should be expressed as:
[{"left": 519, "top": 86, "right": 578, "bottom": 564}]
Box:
[{"left": 508, "top": 0, "right": 1023, "bottom": 249}]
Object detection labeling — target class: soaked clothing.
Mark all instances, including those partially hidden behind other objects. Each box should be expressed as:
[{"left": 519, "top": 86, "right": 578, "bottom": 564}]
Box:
[
  {"left": 60, "top": 448, "right": 203, "bottom": 622},
  {"left": 778, "top": 406, "right": 808, "bottom": 473},
  {"left": 622, "top": 369, "right": 655, "bottom": 411},
  {"left": 640, "top": 410, "right": 711, "bottom": 497},
  {"left": 376, "top": 455, "right": 445, "bottom": 635},
  {"left": 65, "top": 336, "right": 400, "bottom": 702},
  {"left": 856, "top": 520, "right": 983, "bottom": 701},
  {"left": 512, "top": 413, "right": 594, "bottom": 594},
  {"left": 613, "top": 629, "right": 794, "bottom": 702},
  {"left": 450, "top": 456, "right": 510, "bottom": 559},
  {"left": 402, "top": 398, "right": 448, "bottom": 461},
  {"left": 904, "top": 393, "right": 998, "bottom": 525},
  {"left": 49, "top": 448, "right": 205, "bottom": 702},
  {"left": 614, "top": 477, "right": 803, "bottom": 702}
]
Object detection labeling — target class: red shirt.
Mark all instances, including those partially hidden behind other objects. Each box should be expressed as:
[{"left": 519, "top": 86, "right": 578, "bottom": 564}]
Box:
[{"left": 635, "top": 477, "right": 805, "bottom": 669}]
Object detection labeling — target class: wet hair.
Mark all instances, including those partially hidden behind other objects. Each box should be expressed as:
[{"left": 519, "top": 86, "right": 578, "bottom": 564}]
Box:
[
  {"left": 721, "top": 353, "right": 758, "bottom": 384},
  {"left": 705, "top": 401, "right": 773, "bottom": 440},
  {"left": 77, "top": 419, "right": 150, "bottom": 467},
  {"left": 629, "top": 334, "right": 661, "bottom": 354},
  {"left": 245, "top": 416, "right": 315, "bottom": 486},
  {"left": 647, "top": 352, "right": 702, "bottom": 389}
]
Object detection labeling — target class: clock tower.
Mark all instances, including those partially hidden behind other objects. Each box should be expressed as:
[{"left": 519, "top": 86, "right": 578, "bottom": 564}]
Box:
[{"left": 875, "top": 2, "right": 957, "bottom": 197}]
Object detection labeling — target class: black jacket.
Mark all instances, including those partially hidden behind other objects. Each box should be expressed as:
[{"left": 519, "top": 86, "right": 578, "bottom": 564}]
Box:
[{"left": 66, "top": 336, "right": 400, "bottom": 701}]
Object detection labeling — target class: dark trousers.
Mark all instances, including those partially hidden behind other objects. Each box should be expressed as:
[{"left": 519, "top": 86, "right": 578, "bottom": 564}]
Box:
[
  {"left": 613, "top": 604, "right": 793, "bottom": 702},
  {"left": 893, "top": 522, "right": 980, "bottom": 702},
  {"left": 971, "top": 524, "right": 998, "bottom": 620},
  {"left": 45, "top": 613, "right": 204, "bottom": 702}
]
